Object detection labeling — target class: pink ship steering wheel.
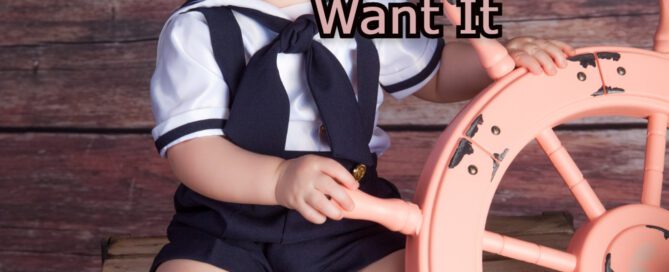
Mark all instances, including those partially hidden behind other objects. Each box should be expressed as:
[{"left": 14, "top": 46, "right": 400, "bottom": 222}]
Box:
[{"left": 339, "top": 0, "right": 669, "bottom": 271}]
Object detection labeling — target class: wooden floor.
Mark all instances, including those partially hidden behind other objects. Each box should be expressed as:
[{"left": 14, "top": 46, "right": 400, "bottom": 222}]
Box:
[{"left": 1, "top": 0, "right": 667, "bottom": 271}]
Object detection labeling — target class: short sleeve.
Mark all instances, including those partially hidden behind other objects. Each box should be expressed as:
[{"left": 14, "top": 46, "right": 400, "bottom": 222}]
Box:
[
  {"left": 376, "top": 26, "right": 444, "bottom": 100},
  {"left": 150, "top": 12, "right": 230, "bottom": 157}
]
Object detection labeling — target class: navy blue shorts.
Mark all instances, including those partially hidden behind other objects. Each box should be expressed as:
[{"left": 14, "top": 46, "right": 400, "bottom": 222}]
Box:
[
  {"left": 150, "top": 169, "right": 406, "bottom": 272},
  {"left": 150, "top": 220, "right": 404, "bottom": 271}
]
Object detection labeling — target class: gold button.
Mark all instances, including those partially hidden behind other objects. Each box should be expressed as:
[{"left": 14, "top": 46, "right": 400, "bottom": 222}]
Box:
[
  {"left": 319, "top": 124, "right": 327, "bottom": 137},
  {"left": 352, "top": 164, "right": 366, "bottom": 181},
  {"left": 318, "top": 124, "right": 328, "bottom": 143}
]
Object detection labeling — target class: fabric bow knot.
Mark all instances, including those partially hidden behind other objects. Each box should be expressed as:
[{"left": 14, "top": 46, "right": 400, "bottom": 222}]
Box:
[{"left": 279, "top": 15, "right": 318, "bottom": 53}]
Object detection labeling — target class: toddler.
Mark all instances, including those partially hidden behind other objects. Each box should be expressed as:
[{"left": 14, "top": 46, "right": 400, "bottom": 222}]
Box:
[{"left": 149, "top": 0, "right": 574, "bottom": 271}]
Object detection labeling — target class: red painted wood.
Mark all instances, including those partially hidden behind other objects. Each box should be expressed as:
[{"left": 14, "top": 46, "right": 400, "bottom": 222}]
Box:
[{"left": 0, "top": 252, "right": 99, "bottom": 272}]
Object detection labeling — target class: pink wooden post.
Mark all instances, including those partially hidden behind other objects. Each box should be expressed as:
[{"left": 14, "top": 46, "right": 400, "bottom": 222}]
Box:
[
  {"left": 536, "top": 129, "right": 607, "bottom": 220},
  {"left": 483, "top": 231, "right": 577, "bottom": 272},
  {"left": 441, "top": 0, "right": 516, "bottom": 79},
  {"left": 641, "top": 114, "right": 667, "bottom": 206},
  {"left": 656, "top": 0, "right": 669, "bottom": 53}
]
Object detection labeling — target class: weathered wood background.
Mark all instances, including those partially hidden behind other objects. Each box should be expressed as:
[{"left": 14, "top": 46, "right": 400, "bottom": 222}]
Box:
[{"left": 1, "top": 0, "right": 667, "bottom": 271}]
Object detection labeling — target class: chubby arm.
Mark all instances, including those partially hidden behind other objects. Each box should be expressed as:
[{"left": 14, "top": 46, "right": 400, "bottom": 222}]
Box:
[
  {"left": 166, "top": 135, "right": 358, "bottom": 224},
  {"left": 166, "top": 135, "right": 284, "bottom": 205},
  {"left": 415, "top": 37, "right": 576, "bottom": 103},
  {"left": 414, "top": 41, "right": 493, "bottom": 103}
]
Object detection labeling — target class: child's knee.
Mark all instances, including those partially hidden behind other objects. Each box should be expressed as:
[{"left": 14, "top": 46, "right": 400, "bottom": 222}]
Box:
[{"left": 156, "top": 259, "right": 230, "bottom": 272}]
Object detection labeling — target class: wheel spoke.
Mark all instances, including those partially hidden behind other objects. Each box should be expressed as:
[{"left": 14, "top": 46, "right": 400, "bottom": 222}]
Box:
[
  {"left": 642, "top": 114, "right": 668, "bottom": 206},
  {"left": 483, "top": 231, "right": 577, "bottom": 272},
  {"left": 537, "top": 129, "right": 606, "bottom": 220}
]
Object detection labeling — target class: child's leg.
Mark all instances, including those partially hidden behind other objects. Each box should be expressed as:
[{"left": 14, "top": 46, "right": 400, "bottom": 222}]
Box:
[
  {"left": 149, "top": 222, "right": 273, "bottom": 272},
  {"left": 156, "top": 259, "right": 230, "bottom": 272},
  {"left": 359, "top": 249, "right": 405, "bottom": 272}
]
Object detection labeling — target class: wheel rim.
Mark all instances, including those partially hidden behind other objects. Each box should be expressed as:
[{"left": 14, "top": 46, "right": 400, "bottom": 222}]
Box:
[{"left": 406, "top": 47, "right": 669, "bottom": 272}]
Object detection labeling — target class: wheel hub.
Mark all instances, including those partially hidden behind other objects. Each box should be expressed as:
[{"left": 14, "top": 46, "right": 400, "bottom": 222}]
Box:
[{"left": 568, "top": 204, "right": 669, "bottom": 272}]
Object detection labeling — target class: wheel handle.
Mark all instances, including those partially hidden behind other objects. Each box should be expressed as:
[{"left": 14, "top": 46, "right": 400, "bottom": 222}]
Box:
[
  {"left": 656, "top": 0, "right": 669, "bottom": 53},
  {"left": 336, "top": 188, "right": 423, "bottom": 236}
]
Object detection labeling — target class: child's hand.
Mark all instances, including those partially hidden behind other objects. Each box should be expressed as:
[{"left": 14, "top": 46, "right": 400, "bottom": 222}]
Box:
[
  {"left": 275, "top": 155, "right": 359, "bottom": 224},
  {"left": 504, "top": 36, "right": 576, "bottom": 76}
]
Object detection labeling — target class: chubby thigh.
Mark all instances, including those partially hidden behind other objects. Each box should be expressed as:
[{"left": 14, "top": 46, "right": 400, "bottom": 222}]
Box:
[
  {"left": 156, "top": 249, "right": 405, "bottom": 272},
  {"left": 360, "top": 249, "right": 405, "bottom": 272},
  {"left": 157, "top": 259, "right": 230, "bottom": 272}
]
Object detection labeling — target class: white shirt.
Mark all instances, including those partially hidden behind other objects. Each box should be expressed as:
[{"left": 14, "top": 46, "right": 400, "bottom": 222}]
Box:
[{"left": 151, "top": 0, "right": 443, "bottom": 157}]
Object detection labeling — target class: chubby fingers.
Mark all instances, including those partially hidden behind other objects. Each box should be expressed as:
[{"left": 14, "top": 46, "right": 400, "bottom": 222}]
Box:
[
  {"left": 534, "top": 40, "right": 568, "bottom": 68},
  {"left": 318, "top": 157, "right": 359, "bottom": 190},
  {"left": 522, "top": 43, "right": 558, "bottom": 75},
  {"left": 509, "top": 50, "right": 543, "bottom": 75},
  {"left": 532, "top": 48, "right": 559, "bottom": 75},
  {"left": 305, "top": 190, "right": 343, "bottom": 223},
  {"left": 315, "top": 176, "right": 355, "bottom": 211},
  {"left": 548, "top": 39, "right": 576, "bottom": 56},
  {"left": 506, "top": 37, "right": 575, "bottom": 76},
  {"left": 296, "top": 197, "right": 328, "bottom": 224},
  {"left": 298, "top": 176, "right": 355, "bottom": 225}
]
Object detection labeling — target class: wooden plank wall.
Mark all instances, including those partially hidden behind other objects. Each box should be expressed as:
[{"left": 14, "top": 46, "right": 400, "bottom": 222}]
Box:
[{"left": 0, "top": 1, "right": 667, "bottom": 271}]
